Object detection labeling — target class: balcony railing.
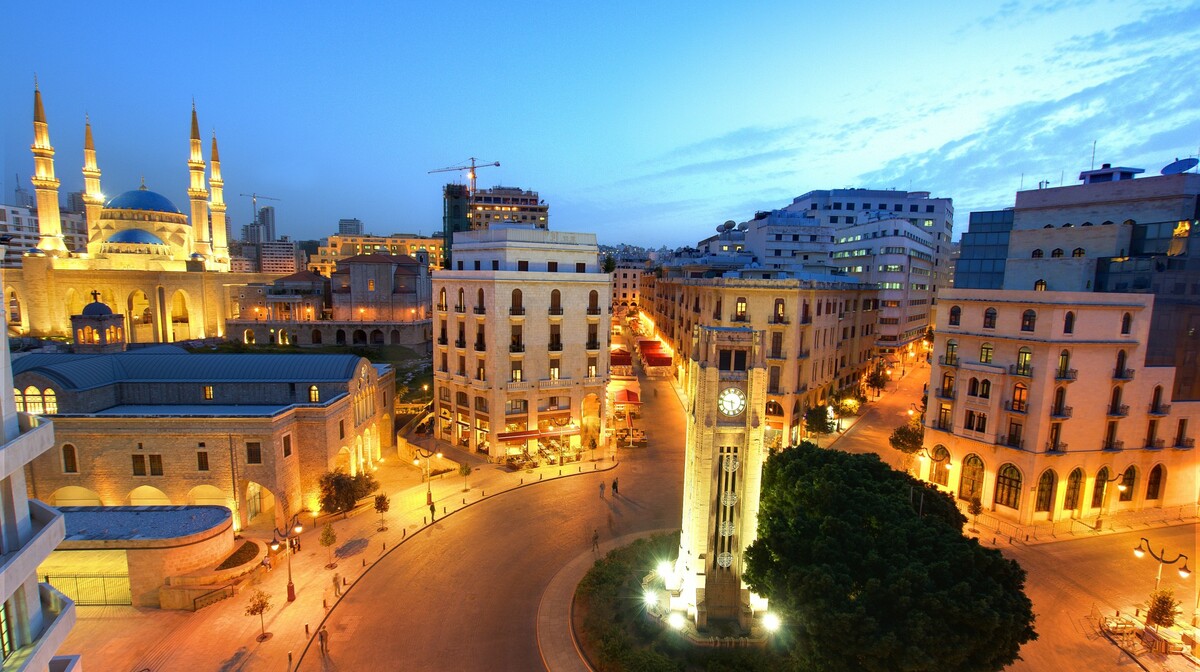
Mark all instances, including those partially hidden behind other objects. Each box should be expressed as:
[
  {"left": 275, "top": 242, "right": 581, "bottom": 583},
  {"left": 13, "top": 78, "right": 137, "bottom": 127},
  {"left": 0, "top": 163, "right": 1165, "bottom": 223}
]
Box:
[
  {"left": 1149, "top": 403, "right": 1171, "bottom": 416},
  {"left": 770, "top": 316, "right": 790, "bottom": 325},
  {"left": 437, "top": 337, "right": 448, "bottom": 346},
  {"left": 936, "top": 387, "right": 956, "bottom": 400},
  {"left": 587, "top": 307, "right": 602, "bottom": 315},
  {"left": 549, "top": 307, "right": 564, "bottom": 316},
  {"left": 1005, "top": 400, "right": 1027, "bottom": 413},
  {"left": 939, "top": 355, "right": 959, "bottom": 367},
  {"left": 586, "top": 340, "right": 600, "bottom": 350},
  {"left": 454, "top": 339, "right": 466, "bottom": 348},
  {"left": 767, "top": 350, "right": 786, "bottom": 360},
  {"left": 510, "top": 307, "right": 525, "bottom": 316},
  {"left": 1113, "top": 367, "right": 1136, "bottom": 380},
  {"left": 798, "top": 349, "right": 811, "bottom": 359},
  {"left": 1107, "top": 404, "right": 1129, "bottom": 417},
  {"left": 1102, "top": 439, "right": 1125, "bottom": 451},
  {"left": 996, "top": 434, "right": 1025, "bottom": 449},
  {"left": 510, "top": 343, "right": 525, "bottom": 353},
  {"left": 730, "top": 314, "right": 750, "bottom": 323},
  {"left": 1174, "top": 437, "right": 1195, "bottom": 448},
  {"left": 1144, "top": 438, "right": 1165, "bottom": 449},
  {"left": 474, "top": 342, "right": 486, "bottom": 352},
  {"left": 934, "top": 422, "right": 951, "bottom": 431},
  {"left": 1008, "top": 364, "right": 1032, "bottom": 377},
  {"left": 800, "top": 315, "right": 812, "bottom": 324},
  {"left": 454, "top": 305, "right": 466, "bottom": 314},
  {"left": 1050, "top": 405, "right": 1073, "bottom": 418},
  {"left": 1055, "top": 368, "right": 1078, "bottom": 381},
  {"left": 548, "top": 342, "right": 563, "bottom": 352},
  {"left": 474, "top": 306, "right": 487, "bottom": 315},
  {"left": 436, "top": 303, "right": 448, "bottom": 312},
  {"left": 1045, "top": 441, "right": 1068, "bottom": 453}
]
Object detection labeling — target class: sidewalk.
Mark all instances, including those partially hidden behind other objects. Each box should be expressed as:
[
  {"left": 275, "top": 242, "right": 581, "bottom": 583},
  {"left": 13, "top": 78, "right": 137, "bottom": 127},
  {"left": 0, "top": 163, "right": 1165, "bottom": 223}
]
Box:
[{"left": 62, "top": 437, "right": 620, "bottom": 671}]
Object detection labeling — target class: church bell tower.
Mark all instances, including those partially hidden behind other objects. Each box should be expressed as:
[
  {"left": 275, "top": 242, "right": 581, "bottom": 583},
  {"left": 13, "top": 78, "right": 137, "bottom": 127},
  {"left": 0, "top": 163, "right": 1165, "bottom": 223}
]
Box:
[{"left": 669, "top": 325, "right": 768, "bottom": 632}]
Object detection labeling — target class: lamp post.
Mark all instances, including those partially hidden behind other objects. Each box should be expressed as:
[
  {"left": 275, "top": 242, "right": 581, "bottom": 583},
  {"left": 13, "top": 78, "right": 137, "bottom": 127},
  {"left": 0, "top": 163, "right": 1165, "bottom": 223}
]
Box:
[
  {"left": 1096, "top": 469, "right": 1128, "bottom": 531},
  {"left": 1133, "top": 538, "right": 1190, "bottom": 591},
  {"left": 269, "top": 514, "right": 305, "bottom": 601},
  {"left": 413, "top": 446, "right": 442, "bottom": 506},
  {"left": 916, "top": 447, "right": 953, "bottom": 483}
]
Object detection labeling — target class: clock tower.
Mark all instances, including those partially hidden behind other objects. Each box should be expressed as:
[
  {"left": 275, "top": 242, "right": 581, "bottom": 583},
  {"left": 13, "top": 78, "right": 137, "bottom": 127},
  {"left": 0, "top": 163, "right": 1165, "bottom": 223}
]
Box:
[{"left": 669, "top": 325, "right": 768, "bottom": 632}]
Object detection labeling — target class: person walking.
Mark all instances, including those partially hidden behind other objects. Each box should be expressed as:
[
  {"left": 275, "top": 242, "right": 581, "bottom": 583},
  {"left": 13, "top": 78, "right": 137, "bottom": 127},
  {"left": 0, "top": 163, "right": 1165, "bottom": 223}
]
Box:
[
  {"left": 612, "top": 477, "right": 619, "bottom": 496},
  {"left": 318, "top": 626, "right": 329, "bottom": 655},
  {"left": 599, "top": 481, "right": 606, "bottom": 499},
  {"left": 333, "top": 572, "right": 342, "bottom": 597},
  {"left": 592, "top": 529, "right": 599, "bottom": 552},
  {"left": 429, "top": 502, "right": 437, "bottom": 521}
]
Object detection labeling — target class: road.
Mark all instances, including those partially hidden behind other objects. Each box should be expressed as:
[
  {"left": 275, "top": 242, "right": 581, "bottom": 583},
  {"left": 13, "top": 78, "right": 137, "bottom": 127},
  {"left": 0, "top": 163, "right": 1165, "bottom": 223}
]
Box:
[{"left": 297, "top": 374, "right": 687, "bottom": 671}]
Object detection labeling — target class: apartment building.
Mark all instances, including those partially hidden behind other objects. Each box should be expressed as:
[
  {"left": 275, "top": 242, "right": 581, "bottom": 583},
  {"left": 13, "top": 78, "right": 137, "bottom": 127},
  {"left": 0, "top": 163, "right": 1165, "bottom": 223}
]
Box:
[
  {"left": 611, "top": 266, "right": 644, "bottom": 310},
  {"left": 309, "top": 233, "right": 444, "bottom": 275}
]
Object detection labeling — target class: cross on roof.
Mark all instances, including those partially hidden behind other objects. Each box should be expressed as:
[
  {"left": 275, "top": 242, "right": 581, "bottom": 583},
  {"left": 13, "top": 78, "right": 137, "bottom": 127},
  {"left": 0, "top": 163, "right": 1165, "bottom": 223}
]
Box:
[{"left": 90, "top": 290, "right": 101, "bottom": 302}]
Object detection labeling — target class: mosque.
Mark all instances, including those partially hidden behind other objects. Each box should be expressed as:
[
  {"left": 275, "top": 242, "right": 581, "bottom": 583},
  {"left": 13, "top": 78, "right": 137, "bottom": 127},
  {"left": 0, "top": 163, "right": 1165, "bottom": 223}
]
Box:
[{"left": 6, "top": 84, "right": 281, "bottom": 342}]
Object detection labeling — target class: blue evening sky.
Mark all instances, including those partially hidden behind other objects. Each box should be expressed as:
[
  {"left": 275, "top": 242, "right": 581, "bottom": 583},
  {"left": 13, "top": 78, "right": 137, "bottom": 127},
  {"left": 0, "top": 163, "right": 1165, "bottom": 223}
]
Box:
[{"left": 1, "top": 1, "right": 1197, "bottom": 248}]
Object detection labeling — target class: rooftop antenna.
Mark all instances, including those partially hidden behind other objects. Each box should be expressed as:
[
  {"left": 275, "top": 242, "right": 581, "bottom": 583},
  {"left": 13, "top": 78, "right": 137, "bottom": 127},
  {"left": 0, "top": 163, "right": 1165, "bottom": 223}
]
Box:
[
  {"left": 1020, "top": 172, "right": 1024, "bottom": 190},
  {"left": 1091, "top": 141, "right": 1097, "bottom": 170}
]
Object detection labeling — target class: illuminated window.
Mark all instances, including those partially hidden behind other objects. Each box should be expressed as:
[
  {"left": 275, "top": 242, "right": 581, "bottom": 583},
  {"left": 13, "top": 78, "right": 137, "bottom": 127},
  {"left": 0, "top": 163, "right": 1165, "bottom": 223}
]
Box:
[
  {"left": 132, "top": 454, "right": 147, "bottom": 476},
  {"left": 368, "top": 279, "right": 376, "bottom": 291},
  {"left": 12, "top": 389, "right": 22, "bottom": 413},
  {"left": 23, "top": 386, "right": 43, "bottom": 414},
  {"left": 309, "top": 385, "right": 320, "bottom": 402},
  {"left": 42, "top": 389, "right": 57, "bottom": 414},
  {"left": 994, "top": 464, "right": 1022, "bottom": 509},
  {"left": 203, "top": 385, "right": 214, "bottom": 400}
]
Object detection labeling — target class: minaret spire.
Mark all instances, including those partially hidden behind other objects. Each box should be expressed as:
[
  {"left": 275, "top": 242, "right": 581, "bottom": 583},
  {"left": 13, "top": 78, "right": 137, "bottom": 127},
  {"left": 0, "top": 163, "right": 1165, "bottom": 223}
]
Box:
[
  {"left": 82, "top": 115, "right": 104, "bottom": 250},
  {"left": 30, "top": 81, "right": 67, "bottom": 254},
  {"left": 208, "top": 130, "right": 228, "bottom": 267},
  {"left": 188, "top": 102, "right": 211, "bottom": 259}
]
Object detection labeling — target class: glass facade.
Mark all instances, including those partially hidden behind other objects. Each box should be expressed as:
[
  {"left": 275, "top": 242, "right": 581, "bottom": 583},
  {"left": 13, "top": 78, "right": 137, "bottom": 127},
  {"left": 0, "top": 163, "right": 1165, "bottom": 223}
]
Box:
[{"left": 954, "top": 210, "right": 1014, "bottom": 289}]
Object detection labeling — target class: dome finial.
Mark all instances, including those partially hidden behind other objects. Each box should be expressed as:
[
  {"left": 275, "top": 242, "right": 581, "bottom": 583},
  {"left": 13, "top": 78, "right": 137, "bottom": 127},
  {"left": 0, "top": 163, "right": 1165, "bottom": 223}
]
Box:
[
  {"left": 190, "top": 101, "right": 200, "bottom": 140},
  {"left": 140, "top": 176, "right": 146, "bottom": 190}
]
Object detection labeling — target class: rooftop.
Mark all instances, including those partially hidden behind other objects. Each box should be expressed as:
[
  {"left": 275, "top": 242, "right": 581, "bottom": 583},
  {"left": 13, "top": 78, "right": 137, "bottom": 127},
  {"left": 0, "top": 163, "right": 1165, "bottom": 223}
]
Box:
[{"left": 59, "top": 506, "right": 229, "bottom": 541}]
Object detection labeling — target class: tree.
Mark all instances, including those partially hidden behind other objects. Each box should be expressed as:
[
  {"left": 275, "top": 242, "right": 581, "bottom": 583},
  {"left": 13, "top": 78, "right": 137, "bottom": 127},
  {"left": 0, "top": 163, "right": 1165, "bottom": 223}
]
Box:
[
  {"left": 245, "top": 589, "right": 272, "bottom": 642},
  {"left": 744, "top": 442, "right": 1036, "bottom": 672},
  {"left": 374, "top": 493, "right": 390, "bottom": 531},
  {"left": 319, "top": 469, "right": 380, "bottom": 515},
  {"left": 1146, "top": 588, "right": 1181, "bottom": 632},
  {"left": 888, "top": 420, "right": 925, "bottom": 455},
  {"left": 867, "top": 368, "right": 888, "bottom": 397},
  {"left": 602, "top": 254, "right": 617, "bottom": 274},
  {"left": 968, "top": 495, "right": 983, "bottom": 533},
  {"left": 804, "top": 407, "right": 834, "bottom": 438},
  {"left": 320, "top": 522, "right": 338, "bottom": 569},
  {"left": 458, "top": 462, "right": 473, "bottom": 492}
]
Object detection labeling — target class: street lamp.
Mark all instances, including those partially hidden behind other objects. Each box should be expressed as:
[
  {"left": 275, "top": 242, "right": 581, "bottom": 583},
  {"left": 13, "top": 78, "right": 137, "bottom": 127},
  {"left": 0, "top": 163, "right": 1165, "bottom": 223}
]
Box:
[
  {"left": 916, "top": 447, "right": 953, "bottom": 482},
  {"left": 413, "top": 446, "right": 442, "bottom": 506},
  {"left": 268, "top": 514, "right": 305, "bottom": 601},
  {"left": 1096, "top": 468, "right": 1128, "bottom": 530},
  {"left": 1133, "top": 538, "right": 1190, "bottom": 591}
]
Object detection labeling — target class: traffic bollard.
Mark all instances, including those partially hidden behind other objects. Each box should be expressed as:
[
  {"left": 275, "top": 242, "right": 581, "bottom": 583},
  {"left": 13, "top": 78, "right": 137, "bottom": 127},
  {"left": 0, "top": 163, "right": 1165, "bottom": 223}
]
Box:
[{"left": 305, "top": 623, "right": 310, "bottom": 636}]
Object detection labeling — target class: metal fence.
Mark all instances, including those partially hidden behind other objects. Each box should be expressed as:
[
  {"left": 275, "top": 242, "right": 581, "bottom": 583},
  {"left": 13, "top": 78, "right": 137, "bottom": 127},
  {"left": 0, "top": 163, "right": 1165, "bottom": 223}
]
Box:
[{"left": 43, "top": 573, "right": 131, "bottom": 606}]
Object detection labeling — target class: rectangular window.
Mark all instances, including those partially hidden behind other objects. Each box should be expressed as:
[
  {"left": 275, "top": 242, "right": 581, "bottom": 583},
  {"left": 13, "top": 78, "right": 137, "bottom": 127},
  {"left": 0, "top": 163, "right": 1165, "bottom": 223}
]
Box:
[
  {"left": 283, "top": 435, "right": 293, "bottom": 458},
  {"left": 492, "top": 260, "right": 499, "bottom": 270},
  {"left": 368, "top": 279, "right": 376, "bottom": 291},
  {"left": 576, "top": 262, "right": 586, "bottom": 273},
  {"left": 512, "top": 362, "right": 523, "bottom": 382},
  {"left": 197, "top": 451, "right": 210, "bottom": 471},
  {"left": 132, "top": 454, "right": 147, "bottom": 476},
  {"left": 203, "top": 385, "right": 214, "bottom": 400},
  {"left": 588, "top": 357, "right": 597, "bottom": 378},
  {"left": 550, "top": 360, "right": 560, "bottom": 380},
  {"left": 518, "top": 260, "right": 529, "bottom": 271},
  {"left": 149, "top": 454, "right": 164, "bottom": 476},
  {"left": 0, "top": 600, "right": 11, "bottom": 660},
  {"left": 339, "top": 419, "right": 345, "bottom": 439},
  {"left": 246, "top": 442, "right": 263, "bottom": 464},
  {"left": 547, "top": 261, "right": 558, "bottom": 272}
]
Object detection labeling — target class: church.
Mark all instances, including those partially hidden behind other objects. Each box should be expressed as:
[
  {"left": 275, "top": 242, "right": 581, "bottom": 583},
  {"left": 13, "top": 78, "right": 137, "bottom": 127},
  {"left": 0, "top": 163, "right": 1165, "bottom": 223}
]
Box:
[{"left": 6, "top": 84, "right": 281, "bottom": 342}]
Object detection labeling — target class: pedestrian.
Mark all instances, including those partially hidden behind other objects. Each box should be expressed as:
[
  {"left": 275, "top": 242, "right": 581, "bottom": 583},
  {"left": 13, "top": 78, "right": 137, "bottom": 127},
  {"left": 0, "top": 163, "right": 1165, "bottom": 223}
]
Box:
[
  {"left": 333, "top": 572, "right": 342, "bottom": 596},
  {"left": 592, "top": 528, "right": 599, "bottom": 551},
  {"left": 654, "top": 389, "right": 658, "bottom": 398},
  {"left": 318, "top": 626, "right": 328, "bottom": 655},
  {"left": 599, "top": 481, "right": 606, "bottom": 499},
  {"left": 429, "top": 502, "right": 436, "bottom": 521},
  {"left": 262, "top": 555, "right": 272, "bottom": 572},
  {"left": 612, "top": 477, "right": 619, "bottom": 496}
]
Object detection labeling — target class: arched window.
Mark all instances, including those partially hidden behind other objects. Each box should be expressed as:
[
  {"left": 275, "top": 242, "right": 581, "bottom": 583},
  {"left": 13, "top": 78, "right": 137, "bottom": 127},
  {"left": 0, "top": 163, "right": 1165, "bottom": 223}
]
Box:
[
  {"left": 1035, "top": 470, "right": 1056, "bottom": 512},
  {"left": 457, "top": 288, "right": 465, "bottom": 311},
  {"left": 983, "top": 308, "right": 997, "bottom": 329},
  {"left": 1051, "top": 248, "right": 1064, "bottom": 258},
  {"left": 967, "top": 377, "right": 978, "bottom": 396},
  {"left": 942, "top": 372, "right": 956, "bottom": 395},
  {"left": 1118, "top": 466, "right": 1136, "bottom": 502},
  {"left": 7, "top": 291, "right": 19, "bottom": 324},
  {"left": 930, "top": 445, "right": 951, "bottom": 486},
  {"left": 994, "top": 464, "right": 1022, "bottom": 509},
  {"left": 589, "top": 290, "right": 599, "bottom": 312},
  {"left": 1012, "top": 383, "right": 1027, "bottom": 412},
  {"left": 511, "top": 289, "right": 523, "bottom": 314},
  {"left": 1152, "top": 385, "right": 1164, "bottom": 413},
  {"left": 1021, "top": 309, "right": 1036, "bottom": 331},
  {"left": 774, "top": 298, "right": 785, "bottom": 322},
  {"left": 1034, "top": 280, "right": 1046, "bottom": 291},
  {"left": 979, "top": 343, "right": 993, "bottom": 363},
  {"left": 309, "top": 385, "right": 320, "bottom": 403},
  {"left": 42, "top": 389, "right": 57, "bottom": 414},
  {"left": 1121, "top": 312, "right": 1132, "bottom": 335},
  {"left": 1031, "top": 249, "right": 1044, "bottom": 258},
  {"left": 62, "top": 444, "right": 78, "bottom": 474},
  {"left": 550, "top": 289, "right": 562, "bottom": 313},
  {"left": 734, "top": 297, "right": 748, "bottom": 320},
  {"left": 1057, "top": 350, "right": 1071, "bottom": 377},
  {"left": 1072, "top": 248, "right": 1085, "bottom": 257},
  {"left": 23, "top": 387, "right": 43, "bottom": 414},
  {"left": 1063, "top": 312, "right": 1075, "bottom": 334},
  {"left": 948, "top": 305, "right": 961, "bottom": 326},
  {"left": 959, "top": 454, "right": 985, "bottom": 501},
  {"left": 1146, "top": 465, "right": 1164, "bottom": 500},
  {"left": 1064, "top": 468, "right": 1084, "bottom": 510},
  {"left": 438, "top": 288, "right": 447, "bottom": 309},
  {"left": 1016, "top": 347, "right": 1032, "bottom": 375},
  {"left": 944, "top": 339, "right": 957, "bottom": 364},
  {"left": 476, "top": 288, "right": 485, "bottom": 310},
  {"left": 1110, "top": 386, "right": 1123, "bottom": 413},
  {"left": 1116, "top": 349, "right": 1127, "bottom": 374},
  {"left": 979, "top": 379, "right": 991, "bottom": 398},
  {"left": 1053, "top": 387, "right": 1066, "bottom": 415},
  {"left": 1091, "top": 467, "right": 1111, "bottom": 508},
  {"left": 1081, "top": 222, "right": 1093, "bottom": 227},
  {"left": 12, "top": 388, "right": 23, "bottom": 413}
]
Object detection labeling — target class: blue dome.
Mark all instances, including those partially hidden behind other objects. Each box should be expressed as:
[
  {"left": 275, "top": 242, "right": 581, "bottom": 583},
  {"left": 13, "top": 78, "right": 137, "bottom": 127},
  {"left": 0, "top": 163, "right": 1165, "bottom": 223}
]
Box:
[
  {"left": 107, "top": 229, "right": 167, "bottom": 245},
  {"left": 104, "top": 188, "right": 182, "bottom": 215},
  {"left": 81, "top": 301, "right": 114, "bottom": 317}
]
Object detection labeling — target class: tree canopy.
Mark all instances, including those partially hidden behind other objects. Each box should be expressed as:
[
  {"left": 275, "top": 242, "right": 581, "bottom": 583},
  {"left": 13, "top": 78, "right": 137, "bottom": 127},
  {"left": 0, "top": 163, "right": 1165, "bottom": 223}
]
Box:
[
  {"left": 743, "top": 442, "right": 1036, "bottom": 672},
  {"left": 888, "top": 419, "right": 925, "bottom": 454},
  {"left": 318, "top": 469, "right": 379, "bottom": 513},
  {"left": 805, "top": 407, "right": 834, "bottom": 437}
]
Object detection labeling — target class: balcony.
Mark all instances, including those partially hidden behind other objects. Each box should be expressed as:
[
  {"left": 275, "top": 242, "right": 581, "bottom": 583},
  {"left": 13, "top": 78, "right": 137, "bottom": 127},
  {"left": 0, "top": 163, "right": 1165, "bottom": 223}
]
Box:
[
  {"left": 1049, "top": 405, "right": 1073, "bottom": 419},
  {"left": 454, "top": 305, "right": 466, "bottom": 314},
  {"left": 1008, "top": 364, "right": 1032, "bottom": 377},
  {"left": 507, "top": 381, "right": 535, "bottom": 392},
  {"left": 437, "top": 337, "right": 448, "bottom": 346},
  {"left": 1144, "top": 438, "right": 1165, "bottom": 449},
  {"left": 586, "top": 340, "right": 600, "bottom": 350},
  {"left": 1174, "top": 437, "right": 1195, "bottom": 449},
  {"left": 1107, "top": 404, "right": 1129, "bottom": 417},
  {"left": 939, "top": 355, "right": 959, "bottom": 367},
  {"left": 800, "top": 315, "right": 812, "bottom": 325},
  {"left": 474, "top": 341, "right": 486, "bottom": 352},
  {"left": 936, "top": 387, "right": 956, "bottom": 400},
  {"left": 1149, "top": 403, "right": 1171, "bottom": 416},
  {"left": 510, "top": 343, "right": 525, "bottom": 353},
  {"left": 582, "top": 376, "right": 605, "bottom": 386},
  {"left": 549, "top": 307, "right": 564, "bottom": 316},
  {"left": 539, "top": 378, "right": 575, "bottom": 390},
  {"left": 730, "top": 314, "right": 750, "bottom": 323},
  {"left": 1045, "top": 441, "right": 1068, "bottom": 453},
  {"left": 1004, "top": 400, "right": 1027, "bottom": 413},
  {"left": 1102, "top": 439, "right": 1125, "bottom": 451},
  {"left": 996, "top": 434, "right": 1025, "bottom": 449},
  {"left": 548, "top": 342, "right": 563, "bottom": 352},
  {"left": 798, "top": 349, "right": 811, "bottom": 359},
  {"left": 436, "top": 303, "right": 448, "bottom": 312},
  {"left": 770, "top": 316, "right": 790, "bottom": 325},
  {"left": 934, "top": 422, "right": 951, "bottom": 431},
  {"left": 767, "top": 350, "right": 786, "bottom": 361},
  {"left": 23, "top": 583, "right": 77, "bottom": 672},
  {"left": 587, "top": 307, "right": 602, "bottom": 315},
  {"left": 1055, "top": 368, "right": 1078, "bottom": 382},
  {"left": 454, "top": 339, "right": 466, "bottom": 348},
  {"left": 473, "top": 306, "right": 486, "bottom": 315},
  {"left": 510, "top": 307, "right": 526, "bottom": 316},
  {"left": 1113, "top": 367, "right": 1136, "bottom": 380}
]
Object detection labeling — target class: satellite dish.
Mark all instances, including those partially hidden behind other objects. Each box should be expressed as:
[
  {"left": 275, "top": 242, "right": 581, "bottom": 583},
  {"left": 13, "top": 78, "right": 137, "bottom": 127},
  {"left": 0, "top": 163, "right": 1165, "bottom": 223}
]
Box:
[
  {"left": 716, "top": 225, "right": 725, "bottom": 233},
  {"left": 1161, "top": 158, "right": 1199, "bottom": 175},
  {"left": 723, "top": 221, "right": 735, "bottom": 232},
  {"left": 737, "top": 222, "right": 749, "bottom": 231}
]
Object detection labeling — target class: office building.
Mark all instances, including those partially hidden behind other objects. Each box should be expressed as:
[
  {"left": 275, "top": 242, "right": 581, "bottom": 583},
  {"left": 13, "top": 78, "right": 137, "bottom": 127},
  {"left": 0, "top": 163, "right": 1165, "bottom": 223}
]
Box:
[
  {"left": 338, "top": 218, "right": 364, "bottom": 235},
  {"left": 309, "top": 233, "right": 444, "bottom": 275}
]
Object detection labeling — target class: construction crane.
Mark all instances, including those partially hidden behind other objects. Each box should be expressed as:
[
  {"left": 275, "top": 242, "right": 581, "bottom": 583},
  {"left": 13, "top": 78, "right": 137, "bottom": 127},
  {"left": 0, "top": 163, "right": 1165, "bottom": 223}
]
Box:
[
  {"left": 239, "top": 193, "right": 281, "bottom": 220},
  {"left": 428, "top": 158, "right": 500, "bottom": 195}
]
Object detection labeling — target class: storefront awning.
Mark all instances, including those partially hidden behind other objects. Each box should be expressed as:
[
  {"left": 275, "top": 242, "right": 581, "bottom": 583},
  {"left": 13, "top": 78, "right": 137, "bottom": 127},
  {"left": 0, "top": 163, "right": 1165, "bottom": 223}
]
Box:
[
  {"left": 614, "top": 389, "right": 641, "bottom": 404},
  {"left": 496, "top": 426, "right": 581, "bottom": 442}
]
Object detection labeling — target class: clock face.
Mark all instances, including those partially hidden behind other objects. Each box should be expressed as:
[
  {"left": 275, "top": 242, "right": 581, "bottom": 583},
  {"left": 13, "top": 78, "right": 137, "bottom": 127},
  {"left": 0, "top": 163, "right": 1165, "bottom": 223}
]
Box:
[{"left": 717, "top": 387, "right": 746, "bottom": 416}]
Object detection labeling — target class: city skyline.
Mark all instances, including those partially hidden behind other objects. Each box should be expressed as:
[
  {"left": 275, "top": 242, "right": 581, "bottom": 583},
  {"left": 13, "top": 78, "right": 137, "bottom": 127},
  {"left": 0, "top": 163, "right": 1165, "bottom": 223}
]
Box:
[{"left": 1, "top": 1, "right": 1198, "bottom": 248}]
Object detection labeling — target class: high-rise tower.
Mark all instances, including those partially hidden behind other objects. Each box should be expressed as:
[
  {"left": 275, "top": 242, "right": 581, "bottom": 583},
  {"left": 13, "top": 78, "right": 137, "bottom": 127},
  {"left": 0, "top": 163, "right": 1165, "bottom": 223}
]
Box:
[
  {"left": 669, "top": 325, "right": 768, "bottom": 631},
  {"left": 30, "top": 82, "right": 68, "bottom": 255},
  {"left": 82, "top": 116, "right": 104, "bottom": 242},
  {"left": 209, "top": 132, "right": 229, "bottom": 266},
  {"left": 188, "top": 104, "right": 211, "bottom": 258}
]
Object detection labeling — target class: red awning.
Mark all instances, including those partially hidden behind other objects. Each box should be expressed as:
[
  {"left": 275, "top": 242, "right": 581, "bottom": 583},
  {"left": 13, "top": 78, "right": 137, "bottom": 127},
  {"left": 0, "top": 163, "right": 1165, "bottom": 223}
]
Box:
[
  {"left": 615, "top": 389, "right": 641, "bottom": 404},
  {"left": 496, "top": 429, "right": 540, "bottom": 442}
]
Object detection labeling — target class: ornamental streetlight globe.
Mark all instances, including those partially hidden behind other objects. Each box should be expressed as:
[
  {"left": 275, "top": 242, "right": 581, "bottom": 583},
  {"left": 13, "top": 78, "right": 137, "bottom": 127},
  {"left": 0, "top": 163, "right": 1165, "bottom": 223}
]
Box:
[
  {"left": 763, "top": 612, "right": 781, "bottom": 633},
  {"left": 668, "top": 612, "right": 686, "bottom": 630},
  {"left": 656, "top": 561, "right": 672, "bottom": 580},
  {"left": 643, "top": 589, "right": 658, "bottom": 607}
]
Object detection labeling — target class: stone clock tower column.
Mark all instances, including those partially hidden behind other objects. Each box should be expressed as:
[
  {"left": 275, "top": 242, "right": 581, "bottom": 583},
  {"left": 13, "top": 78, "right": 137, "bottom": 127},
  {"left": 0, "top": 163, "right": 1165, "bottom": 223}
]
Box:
[{"left": 670, "top": 325, "right": 767, "bottom": 632}]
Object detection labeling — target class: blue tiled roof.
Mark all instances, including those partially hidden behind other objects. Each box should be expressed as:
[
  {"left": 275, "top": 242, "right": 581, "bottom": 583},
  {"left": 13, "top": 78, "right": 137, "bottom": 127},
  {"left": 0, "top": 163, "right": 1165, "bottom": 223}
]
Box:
[
  {"left": 13, "top": 352, "right": 368, "bottom": 391},
  {"left": 104, "top": 188, "right": 182, "bottom": 214},
  {"left": 107, "top": 229, "right": 167, "bottom": 245}
]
